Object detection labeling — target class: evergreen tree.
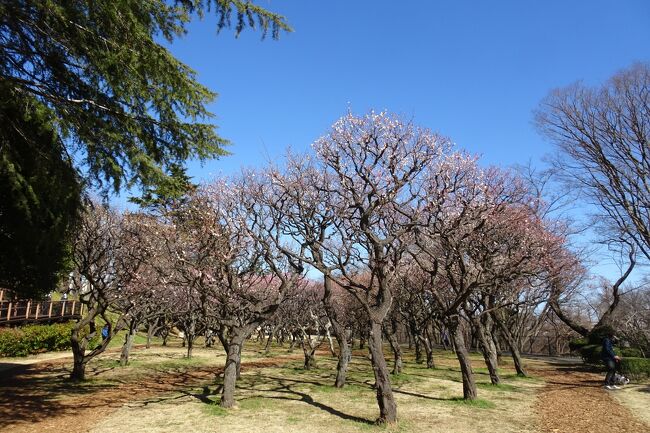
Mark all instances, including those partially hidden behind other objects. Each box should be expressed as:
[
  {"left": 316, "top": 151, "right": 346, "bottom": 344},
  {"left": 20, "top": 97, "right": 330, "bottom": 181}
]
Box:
[
  {"left": 0, "top": 1, "right": 290, "bottom": 296},
  {"left": 0, "top": 0, "right": 290, "bottom": 194},
  {"left": 0, "top": 83, "right": 82, "bottom": 298}
]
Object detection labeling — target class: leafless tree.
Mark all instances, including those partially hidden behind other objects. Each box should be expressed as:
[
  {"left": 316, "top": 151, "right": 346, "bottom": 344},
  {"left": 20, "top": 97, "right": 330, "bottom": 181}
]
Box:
[
  {"left": 273, "top": 111, "right": 452, "bottom": 423},
  {"left": 535, "top": 62, "right": 648, "bottom": 267},
  {"left": 68, "top": 203, "right": 151, "bottom": 380}
]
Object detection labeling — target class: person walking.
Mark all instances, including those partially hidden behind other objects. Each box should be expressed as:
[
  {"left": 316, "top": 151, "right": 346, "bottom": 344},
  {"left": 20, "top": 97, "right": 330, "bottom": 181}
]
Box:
[
  {"left": 101, "top": 323, "right": 110, "bottom": 341},
  {"left": 602, "top": 331, "right": 621, "bottom": 390}
]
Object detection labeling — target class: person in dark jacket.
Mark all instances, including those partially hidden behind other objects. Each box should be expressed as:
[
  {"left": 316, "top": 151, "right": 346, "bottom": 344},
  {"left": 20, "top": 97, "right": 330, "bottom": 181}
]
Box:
[{"left": 602, "top": 333, "right": 621, "bottom": 390}]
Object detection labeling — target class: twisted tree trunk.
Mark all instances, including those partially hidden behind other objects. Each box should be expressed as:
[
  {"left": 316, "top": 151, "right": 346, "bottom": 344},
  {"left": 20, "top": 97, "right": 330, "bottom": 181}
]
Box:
[
  {"left": 449, "top": 318, "right": 477, "bottom": 400},
  {"left": 472, "top": 316, "right": 500, "bottom": 385},
  {"left": 120, "top": 319, "right": 138, "bottom": 366},
  {"left": 384, "top": 324, "right": 403, "bottom": 375},
  {"left": 367, "top": 321, "right": 397, "bottom": 423}
]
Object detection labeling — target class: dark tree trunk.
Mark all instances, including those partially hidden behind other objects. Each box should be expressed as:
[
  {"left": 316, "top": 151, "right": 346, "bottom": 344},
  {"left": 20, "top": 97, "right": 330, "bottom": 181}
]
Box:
[
  {"left": 509, "top": 341, "right": 527, "bottom": 376},
  {"left": 120, "top": 323, "right": 137, "bottom": 367},
  {"left": 425, "top": 345, "right": 434, "bottom": 369},
  {"left": 70, "top": 339, "right": 87, "bottom": 381},
  {"left": 184, "top": 317, "right": 196, "bottom": 358},
  {"left": 493, "top": 314, "right": 527, "bottom": 376},
  {"left": 322, "top": 275, "right": 352, "bottom": 387},
  {"left": 417, "top": 333, "right": 435, "bottom": 369},
  {"left": 367, "top": 321, "right": 397, "bottom": 424},
  {"left": 414, "top": 336, "right": 422, "bottom": 363},
  {"left": 205, "top": 329, "right": 214, "bottom": 348},
  {"left": 334, "top": 332, "right": 351, "bottom": 388},
  {"left": 70, "top": 319, "right": 95, "bottom": 381},
  {"left": 289, "top": 332, "right": 298, "bottom": 349},
  {"left": 303, "top": 348, "right": 316, "bottom": 369},
  {"left": 264, "top": 326, "right": 276, "bottom": 352},
  {"left": 236, "top": 343, "right": 242, "bottom": 379},
  {"left": 450, "top": 320, "right": 477, "bottom": 400},
  {"left": 221, "top": 335, "right": 244, "bottom": 408},
  {"left": 492, "top": 332, "right": 504, "bottom": 365},
  {"left": 409, "top": 321, "right": 423, "bottom": 363},
  {"left": 186, "top": 335, "right": 194, "bottom": 358},
  {"left": 325, "top": 325, "right": 337, "bottom": 357},
  {"left": 71, "top": 356, "right": 86, "bottom": 381},
  {"left": 385, "top": 326, "right": 403, "bottom": 375},
  {"left": 146, "top": 321, "right": 156, "bottom": 349},
  {"left": 473, "top": 318, "right": 500, "bottom": 385},
  {"left": 300, "top": 330, "right": 317, "bottom": 370}
]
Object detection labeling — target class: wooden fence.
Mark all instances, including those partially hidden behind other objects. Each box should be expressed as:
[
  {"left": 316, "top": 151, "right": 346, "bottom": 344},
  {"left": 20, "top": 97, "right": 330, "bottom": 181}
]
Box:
[{"left": 0, "top": 299, "right": 84, "bottom": 324}]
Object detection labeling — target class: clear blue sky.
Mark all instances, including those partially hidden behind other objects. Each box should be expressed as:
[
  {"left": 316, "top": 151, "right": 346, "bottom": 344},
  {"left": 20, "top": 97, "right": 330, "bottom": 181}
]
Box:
[
  {"left": 159, "top": 0, "right": 650, "bottom": 181},
  {"left": 138, "top": 1, "right": 649, "bottom": 280}
]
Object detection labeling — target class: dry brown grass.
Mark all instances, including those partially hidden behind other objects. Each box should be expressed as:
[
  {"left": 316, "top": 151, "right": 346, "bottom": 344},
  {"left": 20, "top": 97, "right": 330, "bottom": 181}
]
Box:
[
  {"left": 89, "top": 346, "right": 543, "bottom": 433},
  {"left": 4, "top": 337, "right": 649, "bottom": 433},
  {"left": 611, "top": 383, "right": 650, "bottom": 426}
]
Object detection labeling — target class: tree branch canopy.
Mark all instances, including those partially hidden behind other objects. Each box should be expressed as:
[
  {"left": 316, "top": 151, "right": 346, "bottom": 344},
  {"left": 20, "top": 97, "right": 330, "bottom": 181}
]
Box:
[
  {"left": 0, "top": 0, "right": 290, "bottom": 295},
  {"left": 0, "top": 0, "right": 291, "bottom": 195},
  {"left": 535, "top": 63, "right": 650, "bottom": 261}
]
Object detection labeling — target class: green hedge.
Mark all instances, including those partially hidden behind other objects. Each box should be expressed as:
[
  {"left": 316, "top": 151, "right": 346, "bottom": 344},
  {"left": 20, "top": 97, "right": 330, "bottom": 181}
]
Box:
[
  {"left": 0, "top": 322, "right": 76, "bottom": 357},
  {"left": 569, "top": 338, "right": 588, "bottom": 353},
  {"left": 620, "top": 357, "right": 650, "bottom": 380},
  {"left": 580, "top": 344, "right": 604, "bottom": 364},
  {"left": 620, "top": 347, "right": 645, "bottom": 358}
]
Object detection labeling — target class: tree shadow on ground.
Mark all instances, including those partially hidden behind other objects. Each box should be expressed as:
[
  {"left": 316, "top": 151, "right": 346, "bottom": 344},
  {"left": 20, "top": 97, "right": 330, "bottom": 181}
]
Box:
[
  {"left": 227, "top": 374, "right": 375, "bottom": 425},
  {"left": 0, "top": 363, "right": 122, "bottom": 428},
  {"left": 0, "top": 358, "right": 223, "bottom": 429},
  {"left": 248, "top": 373, "right": 467, "bottom": 406},
  {"left": 555, "top": 364, "right": 602, "bottom": 374}
]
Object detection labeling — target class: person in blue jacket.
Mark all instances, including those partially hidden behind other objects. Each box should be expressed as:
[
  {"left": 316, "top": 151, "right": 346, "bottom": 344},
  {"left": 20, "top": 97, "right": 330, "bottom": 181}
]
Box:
[
  {"left": 101, "top": 323, "right": 110, "bottom": 341},
  {"left": 602, "top": 331, "right": 621, "bottom": 390}
]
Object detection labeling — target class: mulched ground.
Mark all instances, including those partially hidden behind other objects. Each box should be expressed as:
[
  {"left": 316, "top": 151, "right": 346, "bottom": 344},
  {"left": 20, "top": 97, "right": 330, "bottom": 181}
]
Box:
[{"left": 533, "top": 365, "right": 649, "bottom": 433}]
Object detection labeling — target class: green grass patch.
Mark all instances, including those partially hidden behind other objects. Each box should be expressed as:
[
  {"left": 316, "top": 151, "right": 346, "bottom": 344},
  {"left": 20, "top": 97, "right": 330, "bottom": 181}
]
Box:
[
  {"left": 203, "top": 402, "right": 229, "bottom": 417},
  {"left": 388, "top": 372, "right": 417, "bottom": 387},
  {"left": 476, "top": 382, "right": 518, "bottom": 391},
  {"left": 286, "top": 415, "right": 300, "bottom": 424},
  {"left": 447, "top": 397, "right": 496, "bottom": 409},
  {"left": 502, "top": 373, "right": 540, "bottom": 382},
  {"left": 239, "top": 396, "right": 269, "bottom": 410},
  {"left": 472, "top": 367, "right": 495, "bottom": 376}
]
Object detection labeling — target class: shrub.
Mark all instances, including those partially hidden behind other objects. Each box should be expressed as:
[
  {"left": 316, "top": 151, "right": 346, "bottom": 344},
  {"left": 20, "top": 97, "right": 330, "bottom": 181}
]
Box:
[
  {"left": 620, "top": 357, "right": 650, "bottom": 380},
  {"left": 569, "top": 338, "right": 588, "bottom": 353},
  {"left": 0, "top": 322, "right": 76, "bottom": 357},
  {"left": 621, "top": 347, "right": 645, "bottom": 358},
  {"left": 0, "top": 327, "right": 30, "bottom": 357},
  {"left": 579, "top": 344, "right": 624, "bottom": 365},
  {"left": 579, "top": 344, "right": 602, "bottom": 364}
]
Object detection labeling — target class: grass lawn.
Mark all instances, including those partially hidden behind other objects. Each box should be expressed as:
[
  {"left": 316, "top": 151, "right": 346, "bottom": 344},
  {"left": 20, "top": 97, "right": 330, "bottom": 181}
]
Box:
[{"left": 86, "top": 340, "right": 543, "bottom": 433}]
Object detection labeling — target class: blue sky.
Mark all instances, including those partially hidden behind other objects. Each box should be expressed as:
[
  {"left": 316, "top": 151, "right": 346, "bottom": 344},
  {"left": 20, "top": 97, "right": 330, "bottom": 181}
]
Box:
[
  {"left": 159, "top": 0, "right": 650, "bottom": 180},
  {"left": 142, "top": 1, "right": 650, "bottom": 280}
]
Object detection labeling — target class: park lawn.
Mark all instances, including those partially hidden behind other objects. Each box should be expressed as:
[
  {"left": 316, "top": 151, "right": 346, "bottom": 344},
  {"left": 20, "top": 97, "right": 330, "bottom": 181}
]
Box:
[{"left": 88, "top": 342, "right": 544, "bottom": 433}]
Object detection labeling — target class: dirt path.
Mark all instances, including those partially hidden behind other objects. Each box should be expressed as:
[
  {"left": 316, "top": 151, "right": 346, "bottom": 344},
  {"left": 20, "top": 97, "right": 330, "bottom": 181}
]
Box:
[
  {"left": 0, "top": 353, "right": 302, "bottom": 433},
  {"left": 533, "top": 365, "right": 649, "bottom": 433}
]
